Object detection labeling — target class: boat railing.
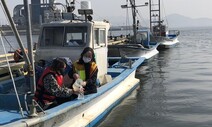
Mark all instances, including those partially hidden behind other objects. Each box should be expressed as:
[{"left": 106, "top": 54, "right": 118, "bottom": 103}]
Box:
[
  {"left": 0, "top": 53, "right": 14, "bottom": 65},
  {"left": 108, "top": 35, "right": 128, "bottom": 45},
  {"left": 0, "top": 52, "right": 25, "bottom": 81},
  {"left": 169, "top": 30, "right": 180, "bottom": 36}
]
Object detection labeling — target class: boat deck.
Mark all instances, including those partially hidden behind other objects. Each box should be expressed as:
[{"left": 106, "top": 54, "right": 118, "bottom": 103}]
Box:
[{"left": 0, "top": 57, "right": 144, "bottom": 126}]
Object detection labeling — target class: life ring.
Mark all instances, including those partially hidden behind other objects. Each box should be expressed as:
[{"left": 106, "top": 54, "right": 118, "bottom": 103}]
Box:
[{"left": 13, "top": 49, "right": 28, "bottom": 62}]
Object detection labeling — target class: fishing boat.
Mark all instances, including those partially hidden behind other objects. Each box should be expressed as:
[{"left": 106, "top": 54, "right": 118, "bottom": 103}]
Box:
[
  {"left": 149, "top": 0, "right": 180, "bottom": 49},
  {"left": 108, "top": 1, "right": 159, "bottom": 62},
  {"left": 108, "top": 29, "right": 159, "bottom": 60},
  {"left": 0, "top": 0, "right": 144, "bottom": 126}
]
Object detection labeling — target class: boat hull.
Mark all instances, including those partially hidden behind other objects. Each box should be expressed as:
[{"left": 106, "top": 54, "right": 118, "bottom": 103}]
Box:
[
  {"left": 0, "top": 58, "right": 144, "bottom": 127},
  {"left": 59, "top": 70, "right": 139, "bottom": 127},
  {"left": 155, "top": 34, "right": 180, "bottom": 49},
  {"left": 108, "top": 44, "right": 159, "bottom": 60}
]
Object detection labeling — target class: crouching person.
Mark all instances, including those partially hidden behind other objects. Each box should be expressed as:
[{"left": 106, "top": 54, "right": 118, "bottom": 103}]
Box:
[
  {"left": 69, "top": 47, "right": 98, "bottom": 95},
  {"left": 34, "top": 58, "right": 83, "bottom": 110}
]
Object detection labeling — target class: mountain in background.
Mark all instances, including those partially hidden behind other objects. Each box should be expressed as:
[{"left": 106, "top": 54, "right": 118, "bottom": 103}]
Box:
[
  {"left": 108, "top": 14, "right": 212, "bottom": 29},
  {"left": 164, "top": 14, "right": 212, "bottom": 28}
]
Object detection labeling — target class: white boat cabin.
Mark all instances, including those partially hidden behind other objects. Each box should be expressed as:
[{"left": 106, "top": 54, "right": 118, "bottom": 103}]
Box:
[
  {"left": 35, "top": 20, "right": 110, "bottom": 83},
  {"left": 136, "top": 29, "right": 158, "bottom": 48}
]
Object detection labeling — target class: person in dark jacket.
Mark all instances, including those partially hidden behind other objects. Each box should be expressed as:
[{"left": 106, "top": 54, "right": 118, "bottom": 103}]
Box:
[
  {"left": 34, "top": 58, "right": 82, "bottom": 110},
  {"left": 69, "top": 47, "right": 98, "bottom": 95}
]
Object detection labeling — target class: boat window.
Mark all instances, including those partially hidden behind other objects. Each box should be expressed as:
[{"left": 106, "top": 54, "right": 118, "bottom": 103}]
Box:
[
  {"left": 40, "top": 27, "right": 65, "bottom": 47},
  {"left": 64, "top": 26, "right": 87, "bottom": 47},
  {"left": 136, "top": 32, "right": 148, "bottom": 43},
  {"left": 99, "top": 30, "right": 106, "bottom": 45},
  {"left": 94, "top": 28, "right": 106, "bottom": 48},
  {"left": 94, "top": 29, "right": 98, "bottom": 47}
]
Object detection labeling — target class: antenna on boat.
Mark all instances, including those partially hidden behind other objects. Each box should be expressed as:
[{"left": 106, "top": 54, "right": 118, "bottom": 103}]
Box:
[
  {"left": 121, "top": 0, "right": 148, "bottom": 43},
  {"left": 78, "top": 1, "right": 93, "bottom": 22}
]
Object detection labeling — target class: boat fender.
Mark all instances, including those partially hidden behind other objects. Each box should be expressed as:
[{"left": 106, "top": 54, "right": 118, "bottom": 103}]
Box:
[{"left": 13, "top": 49, "right": 28, "bottom": 62}]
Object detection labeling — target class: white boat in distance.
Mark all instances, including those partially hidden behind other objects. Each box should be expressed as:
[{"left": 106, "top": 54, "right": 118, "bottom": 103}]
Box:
[
  {"left": 108, "top": 1, "right": 159, "bottom": 61},
  {"left": 108, "top": 29, "right": 159, "bottom": 60},
  {"left": 149, "top": 0, "right": 180, "bottom": 49},
  {"left": 0, "top": 0, "right": 144, "bottom": 126}
]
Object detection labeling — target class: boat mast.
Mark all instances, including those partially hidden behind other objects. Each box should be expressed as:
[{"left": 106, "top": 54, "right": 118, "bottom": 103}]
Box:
[
  {"left": 149, "top": 0, "right": 152, "bottom": 32},
  {"left": 129, "top": 0, "right": 137, "bottom": 42},
  {"left": 121, "top": 0, "right": 148, "bottom": 43},
  {"left": 149, "top": 0, "right": 161, "bottom": 35},
  {"left": 159, "top": 0, "right": 161, "bottom": 29},
  {"left": 24, "top": 0, "right": 36, "bottom": 93}
]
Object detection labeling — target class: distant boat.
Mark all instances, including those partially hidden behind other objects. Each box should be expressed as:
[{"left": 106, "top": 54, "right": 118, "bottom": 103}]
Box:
[
  {"left": 108, "top": 1, "right": 159, "bottom": 61},
  {"left": 108, "top": 29, "right": 159, "bottom": 60},
  {"left": 149, "top": 0, "right": 180, "bottom": 49},
  {"left": 0, "top": 0, "right": 144, "bottom": 126}
]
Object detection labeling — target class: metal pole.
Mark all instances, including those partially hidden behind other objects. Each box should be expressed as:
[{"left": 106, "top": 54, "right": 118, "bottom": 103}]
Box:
[
  {"left": 0, "top": 29, "right": 24, "bottom": 118},
  {"left": 23, "top": 0, "right": 37, "bottom": 117},
  {"left": 158, "top": 0, "right": 161, "bottom": 36},
  {"left": 1, "top": 0, "right": 30, "bottom": 65},
  {"left": 133, "top": 0, "right": 137, "bottom": 43},
  {"left": 23, "top": 0, "right": 36, "bottom": 93},
  {"left": 149, "top": 0, "right": 152, "bottom": 33},
  {"left": 130, "top": 0, "right": 137, "bottom": 43}
]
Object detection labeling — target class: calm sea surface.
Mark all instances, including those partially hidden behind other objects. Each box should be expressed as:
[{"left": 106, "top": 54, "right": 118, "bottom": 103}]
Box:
[
  {"left": 1, "top": 27, "right": 212, "bottom": 127},
  {"left": 99, "top": 27, "right": 212, "bottom": 127},
  {"left": 0, "top": 35, "right": 39, "bottom": 54}
]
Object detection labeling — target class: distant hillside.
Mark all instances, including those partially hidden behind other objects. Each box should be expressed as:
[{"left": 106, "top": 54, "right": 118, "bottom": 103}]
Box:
[
  {"left": 106, "top": 14, "right": 212, "bottom": 29},
  {"left": 166, "top": 14, "right": 212, "bottom": 28}
]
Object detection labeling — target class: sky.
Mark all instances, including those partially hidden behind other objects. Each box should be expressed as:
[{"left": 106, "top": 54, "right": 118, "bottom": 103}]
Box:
[{"left": 0, "top": 0, "right": 212, "bottom": 26}]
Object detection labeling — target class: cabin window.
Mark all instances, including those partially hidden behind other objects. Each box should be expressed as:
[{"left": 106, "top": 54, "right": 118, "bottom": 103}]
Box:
[
  {"left": 40, "top": 26, "right": 87, "bottom": 47},
  {"left": 99, "top": 30, "right": 106, "bottom": 45},
  {"left": 40, "top": 27, "right": 64, "bottom": 47},
  {"left": 64, "top": 26, "right": 87, "bottom": 47},
  {"left": 94, "top": 28, "right": 106, "bottom": 48},
  {"left": 94, "top": 29, "right": 98, "bottom": 47},
  {"left": 136, "top": 32, "right": 148, "bottom": 43}
]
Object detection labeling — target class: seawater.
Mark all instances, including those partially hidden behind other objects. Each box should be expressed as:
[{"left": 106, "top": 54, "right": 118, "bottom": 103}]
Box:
[
  {"left": 98, "top": 27, "right": 212, "bottom": 127},
  {"left": 1, "top": 27, "right": 212, "bottom": 127},
  {"left": 0, "top": 35, "right": 39, "bottom": 54}
]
